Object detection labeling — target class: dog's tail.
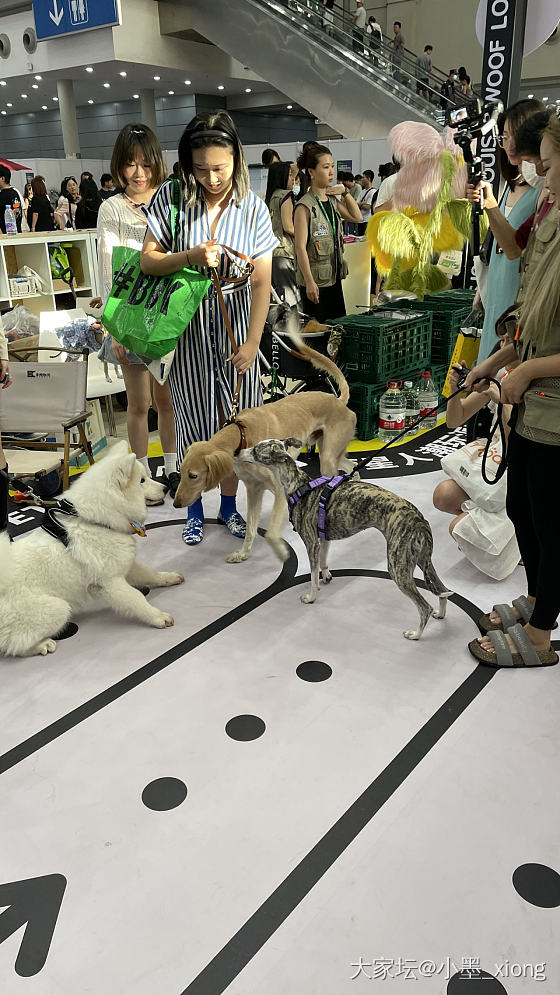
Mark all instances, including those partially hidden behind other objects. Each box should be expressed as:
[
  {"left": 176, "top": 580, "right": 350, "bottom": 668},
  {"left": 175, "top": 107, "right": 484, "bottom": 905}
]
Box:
[
  {"left": 0, "top": 533, "right": 12, "bottom": 593},
  {"left": 288, "top": 322, "right": 350, "bottom": 406},
  {"left": 415, "top": 522, "right": 453, "bottom": 598}
]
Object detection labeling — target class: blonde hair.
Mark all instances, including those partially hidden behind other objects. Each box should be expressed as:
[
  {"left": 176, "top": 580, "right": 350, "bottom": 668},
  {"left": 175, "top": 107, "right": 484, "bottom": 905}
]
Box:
[{"left": 518, "top": 114, "right": 560, "bottom": 351}]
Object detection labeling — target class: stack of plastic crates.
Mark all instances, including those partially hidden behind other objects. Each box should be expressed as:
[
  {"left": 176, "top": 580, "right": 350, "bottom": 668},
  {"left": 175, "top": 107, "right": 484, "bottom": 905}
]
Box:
[
  {"left": 384, "top": 290, "right": 476, "bottom": 366},
  {"left": 334, "top": 308, "right": 433, "bottom": 441}
]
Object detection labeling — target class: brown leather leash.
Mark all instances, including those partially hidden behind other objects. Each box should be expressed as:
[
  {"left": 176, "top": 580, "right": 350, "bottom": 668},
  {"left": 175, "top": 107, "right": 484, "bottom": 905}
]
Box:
[{"left": 208, "top": 244, "right": 256, "bottom": 423}]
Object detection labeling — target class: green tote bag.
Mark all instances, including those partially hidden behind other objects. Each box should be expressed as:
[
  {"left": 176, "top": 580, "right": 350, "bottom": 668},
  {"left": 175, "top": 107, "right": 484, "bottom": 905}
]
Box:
[{"left": 101, "top": 180, "right": 210, "bottom": 360}]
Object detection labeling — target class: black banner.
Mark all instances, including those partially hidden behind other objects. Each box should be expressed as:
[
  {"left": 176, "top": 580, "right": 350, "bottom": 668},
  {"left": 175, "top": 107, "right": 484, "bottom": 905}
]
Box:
[{"left": 479, "top": 0, "right": 528, "bottom": 194}]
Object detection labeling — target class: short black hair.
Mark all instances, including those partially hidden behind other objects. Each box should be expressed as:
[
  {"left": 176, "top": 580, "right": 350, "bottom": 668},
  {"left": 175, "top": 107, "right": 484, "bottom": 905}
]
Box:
[
  {"left": 424, "top": 45, "right": 432, "bottom": 52},
  {"left": 515, "top": 109, "right": 554, "bottom": 158},
  {"left": 262, "top": 148, "right": 280, "bottom": 167},
  {"left": 100, "top": 173, "right": 113, "bottom": 187},
  {"left": 363, "top": 169, "right": 375, "bottom": 181},
  {"left": 0, "top": 165, "right": 11, "bottom": 184},
  {"left": 394, "top": 20, "right": 401, "bottom": 28}
]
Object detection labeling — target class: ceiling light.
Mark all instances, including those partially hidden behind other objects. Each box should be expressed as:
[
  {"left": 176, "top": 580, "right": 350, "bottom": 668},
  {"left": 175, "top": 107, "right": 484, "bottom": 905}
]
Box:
[
  {"left": 153, "top": 75, "right": 160, "bottom": 81},
  {"left": 543, "top": 96, "right": 549, "bottom": 101},
  {"left": 184, "top": 80, "right": 191, "bottom": 85},
  {"left": 287, "top": 104, "right": 293, "bottom": 109},
  {"left": 35, "top": 75, "right": 42, "bottom": 81},
  {"left": 245, "top": 88, "right": 252, "bottom": 93},
  {"left": 31, "top": 84, "right": 38, "bottom": 89},
  {"left": 88, "top": 99, "right": 94, "bottom": 104},
  {"left": 168, "top": 90, "right": 174, "bottom": 95},
  {"left": 119, "top": 71, "right": 127, "bottom": 77},
  {"left": 103, "top": 82, "right": 110, "bottom": 88},
  {"left": 1, "top": 111, "right": 5, "bottom": 116},
  {"left": 528, "top": 93, "right": 534, "bottom": 98},
  {"left": 52, "top": 96, "right": 58, "bottom": 101},
  {"left": 7, "top": 102, "right": 12, "bottom": 107},
  {"left": 85, "top": 66, "right": 94, "bottom": 73},
  {"left": 42, "top": 104, "right": 48, "bottom": 109},
  {"left": 0, "top": 81, "right": 6, "bottom": 87},
  {"left": 217, "top": 85, "right": 224, "bottom": 90},
  {"left": 133, "top": 93, "right": 139, "bottom": 99},
  {"left": 21, "top": 93, "right": 28, "bottom": 99}
]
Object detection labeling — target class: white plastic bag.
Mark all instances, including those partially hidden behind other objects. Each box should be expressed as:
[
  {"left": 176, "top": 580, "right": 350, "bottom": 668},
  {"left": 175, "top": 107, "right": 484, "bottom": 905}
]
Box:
[
  {"left": 17, "top": 264, "right": 49, "bottom": 295},
  {"left": 1, "top": 304, "right": 40, "bottom": 338}
]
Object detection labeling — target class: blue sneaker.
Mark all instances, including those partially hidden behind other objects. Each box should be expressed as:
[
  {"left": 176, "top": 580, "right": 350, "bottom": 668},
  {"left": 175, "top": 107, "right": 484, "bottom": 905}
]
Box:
[
  {"left": 181, "top": 517, "right": 204, "bottom": 545},
  {"left": 217, "top": 510, "right": 246, "bottom": 538}
]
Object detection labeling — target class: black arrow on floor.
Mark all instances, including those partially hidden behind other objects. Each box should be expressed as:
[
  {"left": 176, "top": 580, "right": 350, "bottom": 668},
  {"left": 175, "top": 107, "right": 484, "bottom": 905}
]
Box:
[{"left": 0, "top": 874, "right": 66, "bottom": 977}]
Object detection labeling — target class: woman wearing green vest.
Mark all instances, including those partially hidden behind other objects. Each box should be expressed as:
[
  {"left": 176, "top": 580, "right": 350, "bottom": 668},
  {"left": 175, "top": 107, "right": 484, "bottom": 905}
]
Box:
[
  {"left": 265, "top": 160, "right": 299, "bottom": 307},
  {"left": 294, "top": 142, "right": 362, "bottom": 322}
]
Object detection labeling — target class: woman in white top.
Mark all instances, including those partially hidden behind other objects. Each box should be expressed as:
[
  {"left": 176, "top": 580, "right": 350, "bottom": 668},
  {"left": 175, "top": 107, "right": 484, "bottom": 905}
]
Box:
[
  {"left": 97, "top": 124, "right": 177, "bottom": 496},
  {"left": 55, "top": 176, "right": 80, "bottom": 229}
]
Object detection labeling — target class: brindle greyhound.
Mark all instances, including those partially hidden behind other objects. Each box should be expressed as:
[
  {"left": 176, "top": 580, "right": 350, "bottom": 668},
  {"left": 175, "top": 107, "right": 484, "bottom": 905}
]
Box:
[{"left": 237, "top": 438, "right": 453, "bottom": 640}]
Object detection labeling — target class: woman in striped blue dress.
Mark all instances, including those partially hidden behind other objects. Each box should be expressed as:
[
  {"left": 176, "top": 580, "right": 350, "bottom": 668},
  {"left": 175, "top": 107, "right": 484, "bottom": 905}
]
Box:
[{"left": 143, "top": 111, "right": 277, "bottom": 545}]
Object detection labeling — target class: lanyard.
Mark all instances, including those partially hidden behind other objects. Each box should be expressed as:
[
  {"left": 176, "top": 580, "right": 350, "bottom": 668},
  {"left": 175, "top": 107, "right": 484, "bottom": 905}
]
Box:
[{"left": 314, "top": 195, "right": 337, "bottom": 237}]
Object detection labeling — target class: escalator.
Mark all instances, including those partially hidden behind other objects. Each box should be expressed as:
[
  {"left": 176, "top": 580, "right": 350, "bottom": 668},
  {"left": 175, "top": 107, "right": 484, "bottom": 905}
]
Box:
[{"left": 160, "top": 0, "right": 463, "bottom": 137}]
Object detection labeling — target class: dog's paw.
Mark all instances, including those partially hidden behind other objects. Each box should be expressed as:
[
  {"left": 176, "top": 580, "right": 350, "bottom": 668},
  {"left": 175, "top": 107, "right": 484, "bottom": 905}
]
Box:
[
  {"left": 157, "top": 572, "right": 184, "bottom": 586},
  {"left": 226, "top": 550, "right": 249, "bottom": 563},
  {"left": 34, "top": 638, "right": 57, "bottom": 656},
  {"left": 300, "top": 592, "right": 317, "bottom": 604},
  {"left": 432, "top": 608, "right": 445, "bottom": 619},
  {"left": 321, "top": 569, "right": 333, "bottom": 584},
  {"left": 152, "top": 611, "right": 174, "bottom": 628},
  {"left": 403, "top": 629, "right": 420, "bottom": 640}
]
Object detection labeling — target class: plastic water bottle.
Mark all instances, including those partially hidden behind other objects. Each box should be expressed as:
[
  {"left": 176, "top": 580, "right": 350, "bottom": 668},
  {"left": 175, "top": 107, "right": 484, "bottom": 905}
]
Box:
[
  {"left": 4, "top": 206, "right": 17, "bottom": 235},
  {"left": 378, "top": 380, "right": 405, "bottom": 442},
  {"left": 418, "top": 371, "right": 438, "bottom": 429},
  {"left": 403, "top": 380, "right": 420, "bottom": 436}
]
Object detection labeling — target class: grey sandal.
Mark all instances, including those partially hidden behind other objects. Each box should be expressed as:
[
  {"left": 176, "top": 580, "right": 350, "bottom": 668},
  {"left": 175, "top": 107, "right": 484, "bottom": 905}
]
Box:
[
  {"left": 478, "top": 596, "right": 557, "bottom": 633},
  {"left": 468, "top": 623, "right": 558, "bottom": 668}
]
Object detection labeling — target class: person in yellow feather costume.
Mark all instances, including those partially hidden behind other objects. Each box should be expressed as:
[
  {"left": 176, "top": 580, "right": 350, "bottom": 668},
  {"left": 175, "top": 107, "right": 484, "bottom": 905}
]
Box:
[{"left": 367, "top": 122, "right": 488, "bottom": 299}]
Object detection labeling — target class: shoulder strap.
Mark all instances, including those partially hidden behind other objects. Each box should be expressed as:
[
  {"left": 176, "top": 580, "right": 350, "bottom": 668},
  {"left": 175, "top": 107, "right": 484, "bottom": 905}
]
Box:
[{"left": 170, "top": 178, "right": 181, "bottom": 253}]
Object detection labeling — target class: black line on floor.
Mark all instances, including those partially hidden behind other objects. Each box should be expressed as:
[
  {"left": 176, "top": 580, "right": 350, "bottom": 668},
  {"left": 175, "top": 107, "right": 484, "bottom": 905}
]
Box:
[
  {"left": 0, "top": 532, "right": 298, "bottom": 776},
  {"left": 180, "top": 665, "right": 496, "bottom": 995}
]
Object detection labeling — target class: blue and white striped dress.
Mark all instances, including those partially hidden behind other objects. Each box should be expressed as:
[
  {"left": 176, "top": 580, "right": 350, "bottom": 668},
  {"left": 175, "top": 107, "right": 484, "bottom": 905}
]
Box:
[{"left": 145, "top": 180, "right": 278, "bottom": 461}]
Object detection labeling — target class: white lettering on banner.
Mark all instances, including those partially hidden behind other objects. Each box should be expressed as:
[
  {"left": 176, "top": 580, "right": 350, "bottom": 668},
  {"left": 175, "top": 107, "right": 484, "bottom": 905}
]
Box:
[{"left": 488, "top": 51, "right": 505, "bottom": 69}]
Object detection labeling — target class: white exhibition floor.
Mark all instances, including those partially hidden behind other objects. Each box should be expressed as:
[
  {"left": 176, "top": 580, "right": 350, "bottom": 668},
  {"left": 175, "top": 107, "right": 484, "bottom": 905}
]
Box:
[{"left": 1, "top": 448, "right": 559, "bottom": 994}]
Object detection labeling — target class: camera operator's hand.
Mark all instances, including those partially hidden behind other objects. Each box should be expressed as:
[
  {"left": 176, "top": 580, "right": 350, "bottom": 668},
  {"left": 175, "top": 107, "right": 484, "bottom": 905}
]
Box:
[
  {"left": 466, "top": 181, "right": 498, "bottom": 211},
  {"left": 449, "top": 360, "right": 468, "bottom": 388}
]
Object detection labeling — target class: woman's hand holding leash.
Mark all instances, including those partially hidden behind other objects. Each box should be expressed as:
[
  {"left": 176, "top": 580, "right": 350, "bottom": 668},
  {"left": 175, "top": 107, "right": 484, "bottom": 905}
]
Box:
[
  {"left": 229, "top": 340, "right": 258, "bottom": 375},
  {"left": 188, "top": 239, "right": 221, "bottom": 268}
]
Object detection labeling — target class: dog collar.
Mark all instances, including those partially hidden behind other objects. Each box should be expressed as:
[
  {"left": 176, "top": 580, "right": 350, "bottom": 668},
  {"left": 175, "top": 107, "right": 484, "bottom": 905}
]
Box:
[
  {"left": 129, "top": 519, "right": 147, "bottom": 537},
  {"left": 229, "top": 418, "right": 248, "bottom": 456}
]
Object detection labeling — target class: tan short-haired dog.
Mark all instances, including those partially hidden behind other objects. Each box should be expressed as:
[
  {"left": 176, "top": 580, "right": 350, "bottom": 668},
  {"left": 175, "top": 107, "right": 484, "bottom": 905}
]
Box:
[{"left": 174, "top": 324, "right": 356, "bottom": 563}]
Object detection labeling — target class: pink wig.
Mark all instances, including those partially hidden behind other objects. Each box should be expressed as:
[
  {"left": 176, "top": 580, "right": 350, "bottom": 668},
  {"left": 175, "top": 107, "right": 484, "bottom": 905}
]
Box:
[{"left": 389, "top": 121, "right": 461, "bottom": 213}]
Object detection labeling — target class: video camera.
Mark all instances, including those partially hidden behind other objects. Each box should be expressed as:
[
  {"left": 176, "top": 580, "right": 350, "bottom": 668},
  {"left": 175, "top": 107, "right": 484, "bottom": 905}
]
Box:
[{"left": 449, "top": 97, "right": 503, "bottom": 253}]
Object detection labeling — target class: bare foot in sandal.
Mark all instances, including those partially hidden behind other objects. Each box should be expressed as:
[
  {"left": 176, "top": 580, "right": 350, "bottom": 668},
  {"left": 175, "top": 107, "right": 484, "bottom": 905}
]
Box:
[
  {"left": 478, "top": 621, "right": 549, "bottom": 655},
  {"left": 487, "top": 595, "right": 535, "bottom": 627}
]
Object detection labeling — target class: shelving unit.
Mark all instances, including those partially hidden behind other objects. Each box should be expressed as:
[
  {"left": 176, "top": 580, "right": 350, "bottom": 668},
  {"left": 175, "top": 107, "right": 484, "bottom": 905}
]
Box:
[{"left": 0, "top": 230, "right": 100, "bottom": 316}]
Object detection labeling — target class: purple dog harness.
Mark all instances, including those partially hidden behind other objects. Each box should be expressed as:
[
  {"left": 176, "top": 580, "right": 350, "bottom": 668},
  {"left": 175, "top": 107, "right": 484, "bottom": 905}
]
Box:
[{"left": 288, "top": 473, "right": 350, "bottom": 539}]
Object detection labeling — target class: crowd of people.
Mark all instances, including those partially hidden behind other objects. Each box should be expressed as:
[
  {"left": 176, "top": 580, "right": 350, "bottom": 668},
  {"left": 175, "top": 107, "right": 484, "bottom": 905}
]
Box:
[
  {"left": 1, "top": 89, "right": 559, "bottom": 668},
  {"left": 0, "top": 167, "right": 117, "bottom": 235}
]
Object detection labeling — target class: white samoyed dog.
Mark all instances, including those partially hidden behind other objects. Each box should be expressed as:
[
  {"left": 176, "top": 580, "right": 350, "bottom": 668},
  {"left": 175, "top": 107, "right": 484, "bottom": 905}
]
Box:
[{"left": 0, "top": 440, "right": 184, "bottom": 657}]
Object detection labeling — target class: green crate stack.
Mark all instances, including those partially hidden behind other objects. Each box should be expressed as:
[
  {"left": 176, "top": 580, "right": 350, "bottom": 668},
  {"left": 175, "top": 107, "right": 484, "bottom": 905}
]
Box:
[
  {"left": 335, "top": 310, "right": 432, "bottom": 384},
  {"left": 425, "top": 288, "right": 476, "bottom": 307},
  {"left": 348, "top": 381, "right": 384, "bottom": 440}
]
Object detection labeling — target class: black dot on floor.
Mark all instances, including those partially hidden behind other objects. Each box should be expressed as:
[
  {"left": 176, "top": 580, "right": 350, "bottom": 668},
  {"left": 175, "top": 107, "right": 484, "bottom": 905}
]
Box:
[
  {"left": 142, "top": 777, "right": 188, "bottom": 811},
  {"left": 447, "top": 970, "right": 508, "bottom": 993},
  {"left": 512, "top": 862, "right": 560, "bottom": 907},
  {"left": 55, "top": 621, "right": 79, "bottom": 641},
  {"left": 296, "top": 660, "right": 332, "bottom": 682},
  {"left": 225, "top": 715, "right": 266, "bottom": 741}
]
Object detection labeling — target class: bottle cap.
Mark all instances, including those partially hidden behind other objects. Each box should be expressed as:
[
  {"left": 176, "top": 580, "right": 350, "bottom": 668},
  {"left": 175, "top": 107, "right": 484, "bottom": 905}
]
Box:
[{"left": 387, "top": 379, "right": 402, "bottom": 388}]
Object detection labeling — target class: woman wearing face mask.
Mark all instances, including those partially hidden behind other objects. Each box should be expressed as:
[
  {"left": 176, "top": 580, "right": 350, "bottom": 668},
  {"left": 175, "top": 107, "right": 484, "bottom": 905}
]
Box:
[
  {"left": 55, "top": 176, "right": 81, "bottom": 229},
  {"left": 470, "top": 98, "right": 544, "bottom": 362},
  {"left": 294, "top": 142, "right": 362, "bottom": 322},
  {"left": 97, "top": 123, "right": 178, "bottom": 502},
  {"left": 468, "top": 109, "right": 553, "bottom": 264},
  {"left": 142, "top": 110, "right": 278, "bottom": 546},
  {"left": 464, "top": 111, "right": 560, "bottom": 669},
  {"left": 265, "top": 160, "right": 299, "bottom": 307}
]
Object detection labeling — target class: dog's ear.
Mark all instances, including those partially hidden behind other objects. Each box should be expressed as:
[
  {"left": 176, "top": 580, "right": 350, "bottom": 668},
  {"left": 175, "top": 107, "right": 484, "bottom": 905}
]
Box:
[
  {"left": 112, "top": 452, "right": 137, "bottom": 489},
  {"left": 283, "top": 437, "right": 303, "bottom": 452},
  {"left": 204, "top": 451, "right": 234, "bottom": 490}
]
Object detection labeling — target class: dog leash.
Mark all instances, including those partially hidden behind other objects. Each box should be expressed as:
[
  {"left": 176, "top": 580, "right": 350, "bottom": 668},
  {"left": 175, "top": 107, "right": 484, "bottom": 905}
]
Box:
[{"left": 208, "top": 244, "right": 255, "bottom": 423}]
